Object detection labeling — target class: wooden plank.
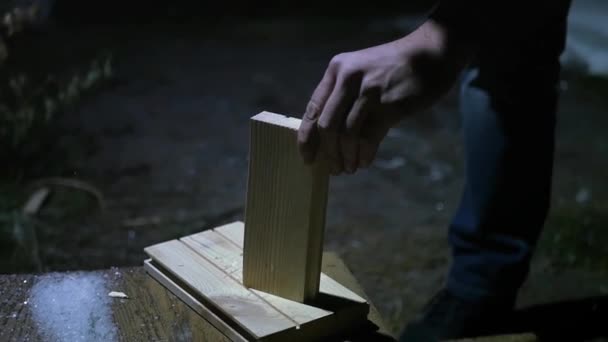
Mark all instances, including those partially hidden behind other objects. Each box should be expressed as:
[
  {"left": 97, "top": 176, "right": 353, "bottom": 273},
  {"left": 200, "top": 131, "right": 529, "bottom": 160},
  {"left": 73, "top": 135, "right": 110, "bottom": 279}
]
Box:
[
  {"left": 181, "top": 231, "right": 334, "bottom": 325},
  {"left": 243, "top": 111, "right": 330, "bottom": 302},
  {"left": 181, "top": 233, "right": 343, "bottom": 341},
  {"left": 213, "top": 221, "right": 366, "bottom": 305},
  {"left": 2, "top": 268, "right": 536, "bottom": 342},
  {"left": 214, "top": 221, "right": 245, "bottom": 247},
  {"left": 116, "top": 264, "right": 233, "bottom": 342},
  {"left": 183, "top": 226, "right": 372, "bottom": 338},
  {"left": 144, "top": 240, "right": 298, "bottom": 340},
  {"left": 0, "top": 274, "right": 40, "bottom": 341},
  {"left": 321, "top": 253, "right": 393, "bottom": 338},
  {"left": 143, "top": 260, "right": 247, "bottom": 342},
  {"left": 147, "top": 234, "right": 369, "bottom": 341}
]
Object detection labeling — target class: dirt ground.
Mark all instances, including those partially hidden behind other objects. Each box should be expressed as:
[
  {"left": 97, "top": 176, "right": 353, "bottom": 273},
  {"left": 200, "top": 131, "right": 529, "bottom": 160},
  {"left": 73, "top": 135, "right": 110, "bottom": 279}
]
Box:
[{"left": 7, "top": 14, "right": 608, "bottom": 335}]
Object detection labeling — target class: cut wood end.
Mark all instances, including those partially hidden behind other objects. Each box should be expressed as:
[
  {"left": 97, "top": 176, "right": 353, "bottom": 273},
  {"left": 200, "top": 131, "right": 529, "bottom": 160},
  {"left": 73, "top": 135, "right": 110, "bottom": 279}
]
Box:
[{"left": 251, "top": 111, "right": 301, "bottom": 131}]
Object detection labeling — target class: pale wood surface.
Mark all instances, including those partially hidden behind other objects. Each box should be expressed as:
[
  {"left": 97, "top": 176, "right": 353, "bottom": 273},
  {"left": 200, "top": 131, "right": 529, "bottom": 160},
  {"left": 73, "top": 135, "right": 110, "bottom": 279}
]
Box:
[
  {"left": 213, "top": 222, "right": 367, "bottom": 305},
  {"left": 0, "top": 253, "right": 394, "bottom": 342},
  {"left": 111, "top": 266, "right": 234, "bottom": 342},
  {"left": 145, "top": 222, "right": 370, "bottom": 341},
  {"left": 144, "top": 240, "right": 296, "bottom": 339},
  {"left": 144, "top": 260, "right": 248, "bottom": 342},
  {"left": 320, "top": 252, "right": 392, "bottom": 337},
  {"left": 182, "top": 228, "right": 334, "bottom": 325},
  {"left": 243, "top": 111, "right": 330, "bottom": 302},
  {"left": 193, "top": 222, "right": 371, "bottom": 336}
]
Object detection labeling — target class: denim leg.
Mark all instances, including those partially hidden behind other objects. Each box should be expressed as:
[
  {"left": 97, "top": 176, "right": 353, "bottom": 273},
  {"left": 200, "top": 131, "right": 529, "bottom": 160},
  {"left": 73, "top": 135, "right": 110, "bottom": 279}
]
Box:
[{"left": 447, "top": 3, "right": 571, "bottom": 301}]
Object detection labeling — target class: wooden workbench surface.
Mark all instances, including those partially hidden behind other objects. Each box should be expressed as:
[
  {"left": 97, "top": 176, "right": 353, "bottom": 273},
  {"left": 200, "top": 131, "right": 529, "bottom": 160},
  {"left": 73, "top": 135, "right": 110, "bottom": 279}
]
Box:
[{"left": 0, "top": 252, "right": 394, "bottom": 342}]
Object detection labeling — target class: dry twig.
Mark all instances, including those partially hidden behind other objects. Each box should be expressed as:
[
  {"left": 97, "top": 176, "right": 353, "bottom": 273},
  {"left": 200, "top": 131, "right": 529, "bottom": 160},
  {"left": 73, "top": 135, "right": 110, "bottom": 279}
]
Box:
[{"left": 29, "top": 177, "right": 105, "bottom": 210}]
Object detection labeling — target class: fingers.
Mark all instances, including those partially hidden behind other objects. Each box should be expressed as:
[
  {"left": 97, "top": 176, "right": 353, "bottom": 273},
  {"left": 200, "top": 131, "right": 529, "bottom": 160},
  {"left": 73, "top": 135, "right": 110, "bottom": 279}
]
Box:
[
  {"left": 299, "top": 54, "right": 385, "bottom": 175},
  {"left": 359, "top": 140, "right": 379, "bottom": 169},
  {"left": 298, "top": 69, "right": 336, "bottom": 163},
  {"left": 339, "top": 135, "right": 358, "bottom": 174},
  {"left": 342, "top": 97, "right": 369, "bottom": 173},
  {"left": 317, "top": 72, "right": 360, "bottom": 175},
  {"left": 359, "top": 119, "right": 389, "bottom": 168}
]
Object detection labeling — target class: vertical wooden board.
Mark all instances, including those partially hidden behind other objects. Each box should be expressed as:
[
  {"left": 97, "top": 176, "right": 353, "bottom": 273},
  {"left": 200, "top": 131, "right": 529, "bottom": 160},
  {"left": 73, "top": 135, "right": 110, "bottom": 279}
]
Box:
[
  {"left": 144, "top": 240, "right": 297, "bottom": 339},
  {"left": 243, "top": 112, "right": 329, "bottom": 302}
]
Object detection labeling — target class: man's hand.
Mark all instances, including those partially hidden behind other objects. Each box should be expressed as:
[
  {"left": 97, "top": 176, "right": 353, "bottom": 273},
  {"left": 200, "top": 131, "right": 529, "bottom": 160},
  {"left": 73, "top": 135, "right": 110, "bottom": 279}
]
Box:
[{"left": 298, "top": 19, "right": 475, "bottom": 175}]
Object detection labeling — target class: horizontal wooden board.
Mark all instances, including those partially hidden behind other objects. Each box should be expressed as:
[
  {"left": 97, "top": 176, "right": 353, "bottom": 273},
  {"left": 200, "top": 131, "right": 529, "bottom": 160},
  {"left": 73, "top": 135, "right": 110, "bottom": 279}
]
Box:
[
  {"left": 144, "top": 240, "right": 297, "bottom": 340},
  {"left": 144, "top": 222, "right": 370, "bottom": 341},
  {"left": 182, "top": 230, "right": 333, "bottom": 326},
  {"left": 144, "top": 259, "right": 248, "bottom": 342}
]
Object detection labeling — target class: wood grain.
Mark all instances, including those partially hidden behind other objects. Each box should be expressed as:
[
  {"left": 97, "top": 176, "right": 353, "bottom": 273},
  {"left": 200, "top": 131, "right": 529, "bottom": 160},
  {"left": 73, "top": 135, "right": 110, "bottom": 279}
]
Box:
[
  {"left": 144, "top": 240, "right": 297, "bottom": 339},
  {"left": 243, "top": 111, "right": 329, "bottom": 303},
  {"left": 144, "top": 222, "right": 370, "bottom": 341},
  {"left": 182, "top": 229, "right": 334, "bottom": 324},
  {"left": 0, "top": 274, "right": 40, "bottom": 342},
  {"left": 144, "top": 259, "right": 247, "bottom": 342},
  {"left": 187, "top": 222, "right": 371, "bottom": 341},
  {"left": 111, "top": 267, "right": 233, "bottom": 342},
  {"left": 186, "top": 222, "right": 373, "bottom": 341},
  {"left": 212, "top": 221, "right": 366, "bottom": 306},
  {"left": 1, "top": 260, "right": 537, "bottom": 341}
]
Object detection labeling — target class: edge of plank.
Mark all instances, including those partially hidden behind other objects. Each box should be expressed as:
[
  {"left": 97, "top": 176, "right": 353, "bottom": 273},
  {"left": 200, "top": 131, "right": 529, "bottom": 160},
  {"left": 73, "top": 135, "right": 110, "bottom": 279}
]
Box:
[
  {"left": 180, "top": 231, "right": 334, "bottom": 325},
  {"left": 143, "top": 259, "right": 248, "bottom": 342},
  {"left": 143, "top": 222, "right": 372, "bottom": 341},
  {"left": 145, "top": 240, "right": 297, "bottom": 338},
  {"left": 181, "top": 228, "right": 370, "bottom": 341},
  {"left": 251, "top": 111, "right": 301, "bottom": 131}
]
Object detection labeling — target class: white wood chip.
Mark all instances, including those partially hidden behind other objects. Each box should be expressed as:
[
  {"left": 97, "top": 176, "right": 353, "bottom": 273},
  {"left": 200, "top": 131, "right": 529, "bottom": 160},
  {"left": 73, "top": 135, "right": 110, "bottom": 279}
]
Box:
[{"left": 108, "top": 291, "right": 129, "bottom": 299}]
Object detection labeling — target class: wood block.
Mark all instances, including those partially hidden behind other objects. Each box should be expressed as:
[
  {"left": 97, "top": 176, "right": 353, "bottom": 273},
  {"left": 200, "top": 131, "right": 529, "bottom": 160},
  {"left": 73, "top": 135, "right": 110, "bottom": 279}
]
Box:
[
  {"left": 243, "top": 111, "right": 330, "bottom": 302},
  {"left": 144, "top": 222, "right": 369, "bottom": 342}
]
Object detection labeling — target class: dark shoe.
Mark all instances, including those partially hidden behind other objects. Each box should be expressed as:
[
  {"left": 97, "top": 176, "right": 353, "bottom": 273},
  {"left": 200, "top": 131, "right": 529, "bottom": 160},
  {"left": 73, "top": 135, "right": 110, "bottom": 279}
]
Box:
[{"left": 399, "top": 289, "right": 516, "bottom": 342}]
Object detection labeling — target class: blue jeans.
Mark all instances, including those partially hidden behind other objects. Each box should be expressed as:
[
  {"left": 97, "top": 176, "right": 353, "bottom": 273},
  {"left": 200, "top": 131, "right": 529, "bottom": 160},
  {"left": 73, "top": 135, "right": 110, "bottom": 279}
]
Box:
[{"left": 447, "top": 1, "right": 572, "bottom": 302}]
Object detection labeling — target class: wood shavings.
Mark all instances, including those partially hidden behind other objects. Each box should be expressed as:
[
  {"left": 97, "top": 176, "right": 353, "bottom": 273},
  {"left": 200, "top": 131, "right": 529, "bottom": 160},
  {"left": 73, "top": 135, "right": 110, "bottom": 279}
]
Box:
[{"left": 108, "top": 291, "right": 129, "bottom": 299}]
